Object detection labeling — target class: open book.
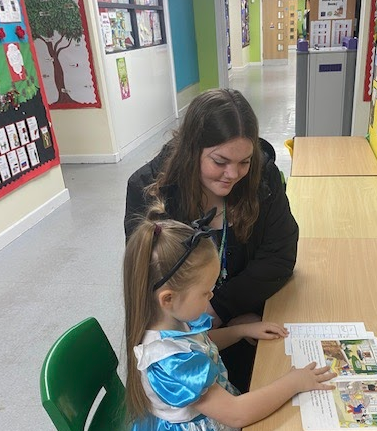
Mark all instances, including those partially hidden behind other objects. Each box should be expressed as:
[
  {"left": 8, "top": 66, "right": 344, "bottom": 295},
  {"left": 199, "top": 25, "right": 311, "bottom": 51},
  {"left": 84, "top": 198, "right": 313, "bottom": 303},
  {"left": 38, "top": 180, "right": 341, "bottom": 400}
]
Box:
[{"left": 285, "top": 323, "right": 377, "bottom": 430}]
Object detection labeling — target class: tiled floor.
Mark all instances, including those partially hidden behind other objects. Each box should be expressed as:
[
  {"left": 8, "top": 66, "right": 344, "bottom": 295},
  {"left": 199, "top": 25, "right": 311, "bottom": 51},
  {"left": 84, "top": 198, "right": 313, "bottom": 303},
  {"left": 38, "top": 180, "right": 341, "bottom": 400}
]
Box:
[{"left": 0, "top": 52, "right": 296, "bottom": 431}]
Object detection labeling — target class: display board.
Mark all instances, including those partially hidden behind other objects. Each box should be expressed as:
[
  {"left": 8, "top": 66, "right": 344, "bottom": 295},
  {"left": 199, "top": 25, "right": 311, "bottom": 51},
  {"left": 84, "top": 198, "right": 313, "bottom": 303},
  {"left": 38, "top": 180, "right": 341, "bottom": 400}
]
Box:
[
  {"left": 368, "top": 1, "right": 377, "bottom": 158},
  {"left": 241, "top": 0, "right": 249, "bottom": 47},
  {"left": 0, "top": 0, "right": 59, "bottom": 198},
  {"left": 364, "top": 0, "right": 377, "bottom": 102},
  {"left": 25, "top": 0, "right": 101, "bottom": 109}
]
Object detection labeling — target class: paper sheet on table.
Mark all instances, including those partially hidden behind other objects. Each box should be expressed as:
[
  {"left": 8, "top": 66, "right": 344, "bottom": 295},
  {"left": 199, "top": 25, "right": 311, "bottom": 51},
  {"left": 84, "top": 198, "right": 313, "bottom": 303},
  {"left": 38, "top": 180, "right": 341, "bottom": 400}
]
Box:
[
  {"left": 291, "top": 335, "right": 377, "bottom": 430},
  {"left": 284, "top": 322, "right": 368, "bottom": 355}
]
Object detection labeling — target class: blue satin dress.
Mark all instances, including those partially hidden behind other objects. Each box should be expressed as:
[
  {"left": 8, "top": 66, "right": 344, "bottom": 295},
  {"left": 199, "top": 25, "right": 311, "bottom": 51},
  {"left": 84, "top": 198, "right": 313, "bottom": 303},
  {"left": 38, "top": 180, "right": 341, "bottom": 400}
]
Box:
[{"left": 132, "top": 313, "right": 240, "bottom": 431}]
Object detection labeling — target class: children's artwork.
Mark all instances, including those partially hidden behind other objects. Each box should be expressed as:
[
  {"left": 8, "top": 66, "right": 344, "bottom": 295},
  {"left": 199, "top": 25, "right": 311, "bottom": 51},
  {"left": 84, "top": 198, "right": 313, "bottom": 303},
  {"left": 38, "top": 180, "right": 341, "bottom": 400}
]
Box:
[
  {"left": 0, "top": 155, "right": 11, "bottom": 182},
  {"left": 16, "top": 120, "right": 30, "bottom": 145},
  {"left": 318, "top": 0, "right": 347, "bottom": 20},
  {"left": 0, "top": 127, "right": 11, "bottom": 154},
  {"left": 5, "top": 123, "right": 20, "bottom": 149},
  {"left": 6, "top": 149, "right": 20, "bottom": 175},
  {"left": 0, "top": 0, "right": 60, "bottom": 198},
  {"left": 137, "top": 10, "right": 153, "bottom": 46},
  {"left": 16, "top": 146, "right": 29, "bottom": 171},
  {"left": 26, "top": 141, "right": 40, "bottom": 166},
  {"left": 0, "top": 0, "right": 21, "bottom": 22},
  {"left": 25, "top": 0, "right": 101, "bottom": 108},
  {"left": 116, "top": 57, "right": 130, "bottom": 100},
  {"left": 40, "top": 126, "right": 52, "bottom": 149},
  {"left": 26, "top": 116, "right": 39, "bottom": 140},
  {"left": 241, "top": 0, "right": 250, "bottom": 47}
]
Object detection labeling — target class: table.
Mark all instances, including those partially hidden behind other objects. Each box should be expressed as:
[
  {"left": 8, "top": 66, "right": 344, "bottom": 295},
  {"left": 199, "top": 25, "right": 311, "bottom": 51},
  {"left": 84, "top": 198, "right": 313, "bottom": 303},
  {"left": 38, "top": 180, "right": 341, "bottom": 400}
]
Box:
[
  {"left": 243, "top": 237, "right": 377, "bottom": 431},
  {"left": 291, "top": 136, "right": 377, "bottom": 176},
  {"left": 286, "top": 176, "right": 377, "bottom": 238}
]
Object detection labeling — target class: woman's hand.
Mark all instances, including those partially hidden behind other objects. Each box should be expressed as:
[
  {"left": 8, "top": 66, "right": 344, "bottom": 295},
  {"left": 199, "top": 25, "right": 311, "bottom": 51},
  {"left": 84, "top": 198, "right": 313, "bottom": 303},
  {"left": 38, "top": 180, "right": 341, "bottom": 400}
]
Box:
[
  {"left": 241, "top": 321, "right": 289, "bottom": 341},
  {"left": 289, "top": 362, "right": 336, "bottom": 393}
]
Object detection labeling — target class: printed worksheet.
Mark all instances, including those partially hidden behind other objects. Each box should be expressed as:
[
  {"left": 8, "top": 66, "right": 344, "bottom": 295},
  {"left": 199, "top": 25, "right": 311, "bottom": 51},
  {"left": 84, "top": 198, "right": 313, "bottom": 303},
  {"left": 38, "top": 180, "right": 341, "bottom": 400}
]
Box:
[{"left": 285, "top": 323, "right": 368, "bottom": 355}]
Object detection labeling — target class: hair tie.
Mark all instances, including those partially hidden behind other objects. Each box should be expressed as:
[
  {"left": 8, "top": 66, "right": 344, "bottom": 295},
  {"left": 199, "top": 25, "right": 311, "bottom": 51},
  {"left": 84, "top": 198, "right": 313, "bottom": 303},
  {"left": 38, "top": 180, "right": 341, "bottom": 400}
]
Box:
[{"left": 154, "top": 224, "right": 162, "bottom": 236}]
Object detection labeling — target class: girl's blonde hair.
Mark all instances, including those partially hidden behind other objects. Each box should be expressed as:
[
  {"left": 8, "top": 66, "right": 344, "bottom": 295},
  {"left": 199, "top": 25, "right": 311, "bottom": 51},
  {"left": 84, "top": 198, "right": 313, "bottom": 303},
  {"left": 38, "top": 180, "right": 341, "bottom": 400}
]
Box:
[{"left": 124, "top": 202, "right": 218, "bottom": 423}]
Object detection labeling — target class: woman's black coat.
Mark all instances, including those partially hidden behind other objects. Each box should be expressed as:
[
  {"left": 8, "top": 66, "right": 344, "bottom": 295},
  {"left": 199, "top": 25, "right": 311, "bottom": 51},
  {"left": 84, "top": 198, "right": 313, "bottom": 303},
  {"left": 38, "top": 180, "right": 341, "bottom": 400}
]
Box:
[{"left": 125, "top": 142, "right": 299, "bottom": 324}]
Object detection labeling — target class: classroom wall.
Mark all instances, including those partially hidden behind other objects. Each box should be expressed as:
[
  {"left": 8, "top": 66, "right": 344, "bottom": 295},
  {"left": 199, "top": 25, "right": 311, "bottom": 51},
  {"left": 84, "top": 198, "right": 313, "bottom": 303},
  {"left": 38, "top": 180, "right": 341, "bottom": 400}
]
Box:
[
  {"left": 0, "top": 166, "right": 69, "bottom": 250},
  {"left": 249, "top": 0, "right": 261, "bottom": 63},
  {"left": 48, "top": 1, "right": 175, "bottom": 161},
  {"left": 229, "top": 0, "right": 243, "bottom": 68},
  {"left": 50, "top": 0, "right": 116, "bottom": 162},
  {"left": 193, "top": 0, "right": 219, "bottom": 91},
  {"left": 168, "top": 0, "right": 199, "bottom": 92},
  {"left": 168, "top": 0, "right": 200, "bottom": 111}
]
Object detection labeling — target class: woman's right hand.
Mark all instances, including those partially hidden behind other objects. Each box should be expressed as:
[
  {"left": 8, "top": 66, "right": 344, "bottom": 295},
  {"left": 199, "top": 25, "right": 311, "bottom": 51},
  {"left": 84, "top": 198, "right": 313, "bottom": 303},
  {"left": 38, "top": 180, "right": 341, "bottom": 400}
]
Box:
[{"left": 290, "top": 362, "right": 336, "bottom": 393}]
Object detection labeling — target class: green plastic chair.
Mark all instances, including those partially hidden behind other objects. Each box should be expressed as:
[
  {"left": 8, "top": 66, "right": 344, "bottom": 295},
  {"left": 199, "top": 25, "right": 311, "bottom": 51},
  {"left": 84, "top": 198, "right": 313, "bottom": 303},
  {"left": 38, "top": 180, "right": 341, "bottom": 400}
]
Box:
[{"left": 40, "top": 317, "right": 128, "bottom": 431}]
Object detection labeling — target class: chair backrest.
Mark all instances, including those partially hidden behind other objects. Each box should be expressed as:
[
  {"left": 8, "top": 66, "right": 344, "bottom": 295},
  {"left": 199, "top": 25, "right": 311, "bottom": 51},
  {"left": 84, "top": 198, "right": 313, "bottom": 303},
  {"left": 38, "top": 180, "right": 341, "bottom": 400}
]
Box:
[{"left": 40, "top": 317, "right": 127, "bottom": 431}]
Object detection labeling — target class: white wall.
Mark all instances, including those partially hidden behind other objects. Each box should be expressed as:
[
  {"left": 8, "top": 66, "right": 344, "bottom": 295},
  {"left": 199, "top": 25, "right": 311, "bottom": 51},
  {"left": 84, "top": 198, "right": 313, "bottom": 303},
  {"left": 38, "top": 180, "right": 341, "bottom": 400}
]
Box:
[
  {"left": 102, "top": 45, "right": 175, "bottom": 158},
  {"left": 0, "top": 166, "right": 69, "bottom": 250},
  {"left": 50, "top": 0, "right": 117, "bottom": 162},
  {"left": 229, "top": 0, "right": 250, "bottom": 69},
  {"left": 352, "top": 0, "right": 372, "bottom": 136},
  {"left": 49, "top": 1, "right": 175, "bottom": 162},
  {"left": 229, "top": 0, "right": 243, "bottom": 68}
]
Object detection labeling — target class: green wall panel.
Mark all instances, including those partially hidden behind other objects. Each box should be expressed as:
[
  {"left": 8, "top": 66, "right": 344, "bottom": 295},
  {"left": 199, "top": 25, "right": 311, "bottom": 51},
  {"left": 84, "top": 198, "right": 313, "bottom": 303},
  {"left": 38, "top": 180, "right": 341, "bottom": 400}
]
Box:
[{"left": 193, "top": 0, "right": 219, "bottom": 91}]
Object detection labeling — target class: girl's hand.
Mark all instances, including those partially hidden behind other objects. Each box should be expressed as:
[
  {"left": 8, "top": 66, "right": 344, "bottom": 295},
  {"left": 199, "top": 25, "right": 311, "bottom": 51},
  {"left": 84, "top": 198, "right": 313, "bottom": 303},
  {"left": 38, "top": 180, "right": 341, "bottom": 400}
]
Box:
[
  {"left": 241, "top": 321, "right": 289, "bottom": 341},
  {"left": 290, "top": 362, "right": 337, "bottom": 393}
]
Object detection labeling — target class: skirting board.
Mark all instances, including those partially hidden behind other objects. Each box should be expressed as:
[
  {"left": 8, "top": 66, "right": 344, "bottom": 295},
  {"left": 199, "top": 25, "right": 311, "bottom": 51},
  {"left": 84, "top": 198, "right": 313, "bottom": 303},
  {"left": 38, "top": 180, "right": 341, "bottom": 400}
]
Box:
[
  {"left": 0, "top": 188, "right": 70, "bottom": 251},
  {"left": 231, "top": 62, "right": 262, "bottom": 72},
  {"left": 60, "top": 153, "right": 121, "bottom": 164},
  {"left": 60, "top": 114, "right": 177, "bottom": 164}
]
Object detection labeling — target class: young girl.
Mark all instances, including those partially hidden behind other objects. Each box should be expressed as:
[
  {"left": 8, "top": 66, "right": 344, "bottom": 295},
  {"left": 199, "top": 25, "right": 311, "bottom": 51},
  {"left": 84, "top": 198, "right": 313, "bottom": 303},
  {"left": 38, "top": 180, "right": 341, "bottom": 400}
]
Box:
[{"left": 124, "top": 207, "right": 335, "bottom": 431}]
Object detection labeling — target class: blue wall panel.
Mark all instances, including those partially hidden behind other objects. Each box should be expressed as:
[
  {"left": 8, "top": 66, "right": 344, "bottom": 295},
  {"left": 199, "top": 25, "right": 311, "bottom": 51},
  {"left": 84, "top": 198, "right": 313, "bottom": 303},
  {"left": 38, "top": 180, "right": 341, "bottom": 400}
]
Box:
[{"left": 168, "top": 0, "right": 199, "bottom": 92}]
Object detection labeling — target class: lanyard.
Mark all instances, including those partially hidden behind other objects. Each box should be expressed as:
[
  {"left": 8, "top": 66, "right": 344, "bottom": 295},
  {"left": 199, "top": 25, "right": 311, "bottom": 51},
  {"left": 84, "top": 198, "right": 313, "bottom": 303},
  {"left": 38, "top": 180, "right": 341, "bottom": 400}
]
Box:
[{"left": 218, "top": 200, "right": 228, "bottom": 284}]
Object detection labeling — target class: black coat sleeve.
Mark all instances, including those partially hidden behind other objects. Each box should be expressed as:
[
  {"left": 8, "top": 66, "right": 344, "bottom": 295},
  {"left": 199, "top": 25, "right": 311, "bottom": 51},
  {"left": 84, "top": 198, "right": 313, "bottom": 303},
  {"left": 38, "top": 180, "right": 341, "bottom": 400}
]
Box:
[
  {"left": 210, "top": 161, "right": 299, "bottom": 323},
  {"left": 124, "top": 145, "right": 171, "bottom": 239}
]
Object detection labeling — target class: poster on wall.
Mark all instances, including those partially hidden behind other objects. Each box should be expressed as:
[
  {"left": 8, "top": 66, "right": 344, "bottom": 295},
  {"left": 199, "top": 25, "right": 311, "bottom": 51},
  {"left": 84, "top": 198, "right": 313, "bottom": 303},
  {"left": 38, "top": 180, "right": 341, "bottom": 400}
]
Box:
[
  {"left": 116, "top": 57, "right": 130, "bottom": 100},
  {"left": 24, "top": 0, "right": 101, "bottom": 109},
  {"left": 241, "top": 0, "right": 249, "bottom": 47},
  {"left": 0, "top": 0, "right": 60, "bottom": 198},
  {"left": 318, "top": 0, "right": 347, "bottom": 20}
]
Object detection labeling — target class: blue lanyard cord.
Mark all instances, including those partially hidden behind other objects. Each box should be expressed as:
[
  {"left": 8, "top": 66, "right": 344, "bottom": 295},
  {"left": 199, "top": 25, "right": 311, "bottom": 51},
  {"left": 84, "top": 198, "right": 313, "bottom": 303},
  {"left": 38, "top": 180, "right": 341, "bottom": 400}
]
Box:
[{"left": 218, "top": 201, "right": 228, "bottom": 284}]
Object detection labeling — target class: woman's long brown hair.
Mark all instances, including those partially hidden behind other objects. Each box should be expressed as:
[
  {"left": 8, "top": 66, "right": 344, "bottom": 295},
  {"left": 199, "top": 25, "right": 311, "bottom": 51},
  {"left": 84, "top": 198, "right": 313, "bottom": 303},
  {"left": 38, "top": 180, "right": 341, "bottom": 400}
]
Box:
[{"left": 150, "top": 88, "right": 262, "bottom": 243}]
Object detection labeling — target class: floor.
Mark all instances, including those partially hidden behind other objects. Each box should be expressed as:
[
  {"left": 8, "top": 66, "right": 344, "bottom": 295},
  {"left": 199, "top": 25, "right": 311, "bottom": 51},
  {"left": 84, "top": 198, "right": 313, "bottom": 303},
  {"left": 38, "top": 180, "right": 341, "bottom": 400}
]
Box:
[{"left": 0, "top": 52, "right": 296, "bottom": 431}]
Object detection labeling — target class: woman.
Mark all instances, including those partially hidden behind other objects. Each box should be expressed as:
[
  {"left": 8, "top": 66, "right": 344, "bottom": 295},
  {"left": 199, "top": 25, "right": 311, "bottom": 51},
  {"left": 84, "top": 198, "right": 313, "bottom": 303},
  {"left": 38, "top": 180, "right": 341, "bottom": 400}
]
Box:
[{"left": 124, "top": 88, "right": 298, "bottom": 392}]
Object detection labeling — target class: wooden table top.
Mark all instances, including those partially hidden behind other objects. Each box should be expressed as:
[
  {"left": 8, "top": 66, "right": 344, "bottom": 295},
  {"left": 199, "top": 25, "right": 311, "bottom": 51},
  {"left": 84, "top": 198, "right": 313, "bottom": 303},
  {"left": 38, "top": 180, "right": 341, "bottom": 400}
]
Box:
[
  {"left": 291, "top": 136, "right": 377, "bottom": 176},
  {"left": 286, "top": 176, "right": 377, "bottom": 238},
  {"left": 243, "top": 237, "right": 377, "bottom": 431}
]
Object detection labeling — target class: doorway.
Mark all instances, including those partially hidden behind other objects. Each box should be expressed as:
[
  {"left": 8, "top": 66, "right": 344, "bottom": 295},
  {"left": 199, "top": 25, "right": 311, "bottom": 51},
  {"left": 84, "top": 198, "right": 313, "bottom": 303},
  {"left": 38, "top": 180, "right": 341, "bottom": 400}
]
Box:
[{"left": 262, "top": 0, "right": 289, "bottom": 64}]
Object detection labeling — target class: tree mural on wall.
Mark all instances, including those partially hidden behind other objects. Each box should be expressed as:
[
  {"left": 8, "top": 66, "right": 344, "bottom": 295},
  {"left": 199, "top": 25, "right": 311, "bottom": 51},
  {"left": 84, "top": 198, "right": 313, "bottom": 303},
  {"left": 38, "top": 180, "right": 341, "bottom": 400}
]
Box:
[{"left": 25, "top": 0, "right": 83, "bottom": 104}]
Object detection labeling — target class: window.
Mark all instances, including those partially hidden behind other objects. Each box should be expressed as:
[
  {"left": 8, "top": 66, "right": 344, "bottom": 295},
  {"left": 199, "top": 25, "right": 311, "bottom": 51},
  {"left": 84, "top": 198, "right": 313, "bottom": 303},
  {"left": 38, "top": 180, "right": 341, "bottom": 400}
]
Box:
[{"left": 97, "top": 0, "right": 165, "bottom": 54}]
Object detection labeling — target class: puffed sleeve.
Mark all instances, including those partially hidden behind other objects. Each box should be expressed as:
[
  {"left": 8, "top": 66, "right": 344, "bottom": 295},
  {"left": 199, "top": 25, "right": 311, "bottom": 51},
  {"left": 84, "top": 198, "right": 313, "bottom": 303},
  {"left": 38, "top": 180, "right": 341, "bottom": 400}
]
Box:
[{"left": 147, "top": 351, "right": 218, "bottom": 407}]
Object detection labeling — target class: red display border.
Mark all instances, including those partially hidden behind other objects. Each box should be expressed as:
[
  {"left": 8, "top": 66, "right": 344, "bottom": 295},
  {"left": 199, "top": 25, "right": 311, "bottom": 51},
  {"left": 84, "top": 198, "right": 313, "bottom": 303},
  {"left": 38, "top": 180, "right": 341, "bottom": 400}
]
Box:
[
  {"left": 49, "top": 0, "right": 101, "bottom": 110},
  {"left": 364, "top": 1, "right": 376, "bottom": 102}
]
